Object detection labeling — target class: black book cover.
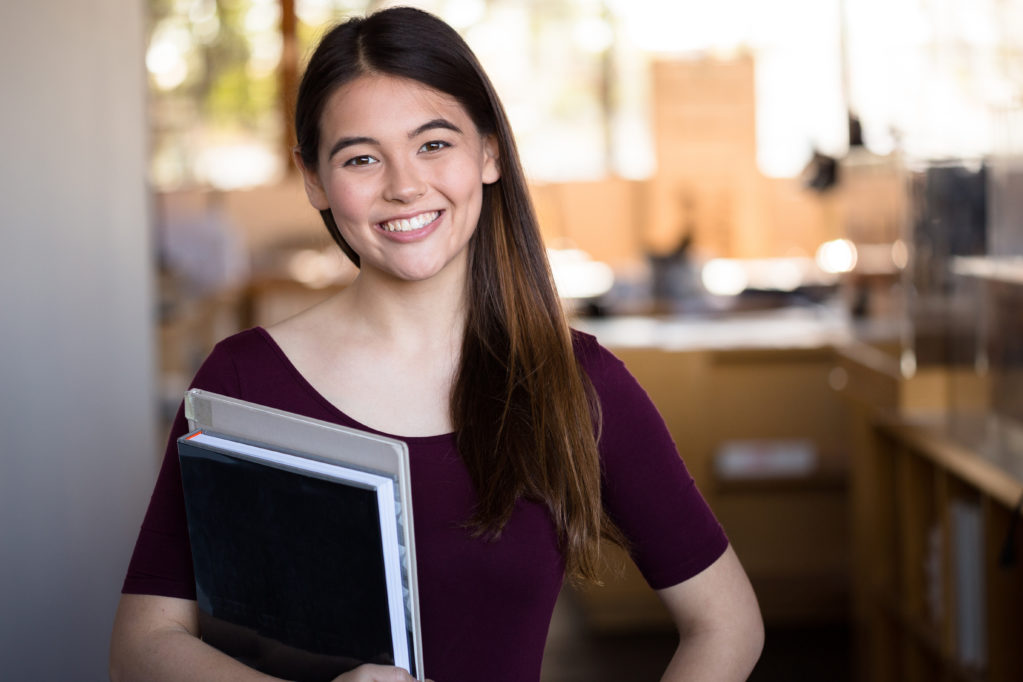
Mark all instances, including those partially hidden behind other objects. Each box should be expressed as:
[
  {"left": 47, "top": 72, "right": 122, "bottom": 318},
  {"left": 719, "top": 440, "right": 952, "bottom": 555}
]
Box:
[{"left": 178, "top": 438, "right": 398, "bottom": 682}]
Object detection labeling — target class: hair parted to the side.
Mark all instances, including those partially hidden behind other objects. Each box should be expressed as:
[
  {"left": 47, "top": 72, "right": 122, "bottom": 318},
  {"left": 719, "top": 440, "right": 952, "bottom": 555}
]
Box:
[{"left": 293, "top": 6, "right": 622, "bottom": 583}]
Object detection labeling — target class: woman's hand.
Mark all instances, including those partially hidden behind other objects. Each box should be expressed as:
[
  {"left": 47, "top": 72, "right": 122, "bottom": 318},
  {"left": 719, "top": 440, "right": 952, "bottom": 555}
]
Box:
[{"left": 332, "top": 664, "right": 432, "bottom": 682}]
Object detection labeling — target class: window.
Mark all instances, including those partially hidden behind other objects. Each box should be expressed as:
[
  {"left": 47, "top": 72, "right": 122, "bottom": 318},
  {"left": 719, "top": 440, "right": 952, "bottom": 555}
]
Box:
[{"left": 145, "top": 0, "right": 1023, "bottom": 191}]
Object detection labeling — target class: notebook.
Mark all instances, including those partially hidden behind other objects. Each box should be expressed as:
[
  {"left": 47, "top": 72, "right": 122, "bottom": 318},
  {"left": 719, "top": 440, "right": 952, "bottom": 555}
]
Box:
[{"left": 178, "top": 389, "right": 423, "bottom": 681}]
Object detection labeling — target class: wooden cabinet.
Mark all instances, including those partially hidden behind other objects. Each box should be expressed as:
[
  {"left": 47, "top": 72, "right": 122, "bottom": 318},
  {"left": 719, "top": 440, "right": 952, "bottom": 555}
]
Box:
[
  {"left": 842, "top": 352, "right": 1023, "bottom": 682},
  {"left": 571, "top": 323, "right": 853, "bottom": 630},
  {"left": 701, "top": 347, "right": 851, "bottom": 624}
]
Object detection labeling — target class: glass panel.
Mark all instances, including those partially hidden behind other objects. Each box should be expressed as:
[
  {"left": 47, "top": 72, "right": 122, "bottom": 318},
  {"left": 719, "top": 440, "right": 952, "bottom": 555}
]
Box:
[{"left": 946, "top": 158, "right": 1023, "bottom": 474}]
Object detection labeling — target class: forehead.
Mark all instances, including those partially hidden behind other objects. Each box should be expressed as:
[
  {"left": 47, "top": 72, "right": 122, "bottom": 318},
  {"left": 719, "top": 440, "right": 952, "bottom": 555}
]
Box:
[{"left": 320, "top": 74, "right": 476, "bottom": 137}]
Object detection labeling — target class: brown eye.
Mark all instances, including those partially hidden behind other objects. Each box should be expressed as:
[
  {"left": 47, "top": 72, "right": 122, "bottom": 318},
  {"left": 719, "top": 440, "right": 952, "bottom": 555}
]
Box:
[
  {"left": 344, "top": 155, "right": 377, "bottom": 167},
  {"left": 419, "top": 141, "right": 450, "bottom": 153}
]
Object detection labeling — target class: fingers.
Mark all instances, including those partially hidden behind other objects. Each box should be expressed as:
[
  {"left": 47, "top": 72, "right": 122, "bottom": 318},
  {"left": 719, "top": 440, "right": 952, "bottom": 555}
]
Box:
[{"left": 332, "top": 663, "right": 420, "bottom": 682}]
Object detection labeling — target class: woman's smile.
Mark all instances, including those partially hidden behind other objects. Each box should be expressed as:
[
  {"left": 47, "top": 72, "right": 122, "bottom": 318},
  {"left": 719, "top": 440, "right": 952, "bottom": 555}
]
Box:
[{"left": 378, "top": 210, "right": 443, "bottom": 236}]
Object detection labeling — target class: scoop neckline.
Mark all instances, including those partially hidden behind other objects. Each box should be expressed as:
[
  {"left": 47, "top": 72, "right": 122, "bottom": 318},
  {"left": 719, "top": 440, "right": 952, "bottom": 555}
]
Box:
[{"left": 252, "top": 325, "right": 458, "bottom": 445}]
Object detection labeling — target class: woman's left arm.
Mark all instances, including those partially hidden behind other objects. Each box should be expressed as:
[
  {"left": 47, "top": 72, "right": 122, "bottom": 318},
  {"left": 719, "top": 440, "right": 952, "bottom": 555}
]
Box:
[{"left": 656, "top": 544, "right": 764, "bottom": 681}]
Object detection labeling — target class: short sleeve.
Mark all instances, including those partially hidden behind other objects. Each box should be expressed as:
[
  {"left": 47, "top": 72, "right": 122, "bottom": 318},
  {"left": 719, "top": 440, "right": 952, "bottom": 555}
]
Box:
[
  {"left": 120, "top": 339, "right": 242, "bottom": 598},
  {"left": 574, "top": 332, "right": 728, "bottom": 590}
]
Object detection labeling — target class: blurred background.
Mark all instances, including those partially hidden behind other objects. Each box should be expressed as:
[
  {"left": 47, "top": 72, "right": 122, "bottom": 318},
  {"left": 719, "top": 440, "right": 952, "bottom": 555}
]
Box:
[{"left": 2, "top": 0, "right": 1022, "bottom": 679}]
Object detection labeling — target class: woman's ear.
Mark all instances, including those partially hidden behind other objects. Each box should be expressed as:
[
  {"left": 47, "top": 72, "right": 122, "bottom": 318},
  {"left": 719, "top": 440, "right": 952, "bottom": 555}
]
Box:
[
  {"left": 293, "top": 147, "right": 330, "bottom": 211},
  {"left": 481, "top": 135, "right": 501, "bottom": 185}
]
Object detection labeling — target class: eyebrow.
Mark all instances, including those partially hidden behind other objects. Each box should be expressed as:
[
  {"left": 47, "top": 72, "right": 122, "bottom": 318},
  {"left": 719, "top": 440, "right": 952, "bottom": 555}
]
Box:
[
  {"left": 326, "top": 118, "right": 464, "bottom": 161},
  {"left": 411, "top": 118, "right": 463, "bottom": 138}
]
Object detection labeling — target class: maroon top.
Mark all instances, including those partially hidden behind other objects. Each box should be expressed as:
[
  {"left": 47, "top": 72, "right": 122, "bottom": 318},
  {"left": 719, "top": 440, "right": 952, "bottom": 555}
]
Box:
[{"left": 123, "top": 327, "right": 727, "bottom": 681}]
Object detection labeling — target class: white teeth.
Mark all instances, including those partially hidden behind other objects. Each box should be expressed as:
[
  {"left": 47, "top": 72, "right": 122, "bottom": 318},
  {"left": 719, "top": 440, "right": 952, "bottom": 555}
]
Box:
[{"left": 382, "top": 211, "right": 439, "bottom": 232}]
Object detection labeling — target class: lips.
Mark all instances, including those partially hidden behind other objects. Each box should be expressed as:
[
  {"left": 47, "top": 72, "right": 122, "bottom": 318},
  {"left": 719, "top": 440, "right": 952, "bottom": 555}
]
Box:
[{"left": 379, "top": 210, "right": 441, "bottom": 233}]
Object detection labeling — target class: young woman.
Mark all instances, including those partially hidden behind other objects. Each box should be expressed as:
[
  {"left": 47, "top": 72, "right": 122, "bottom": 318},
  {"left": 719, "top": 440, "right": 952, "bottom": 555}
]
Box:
[{"left": 110, "top": 7, "right": 763, "bottom": 682}]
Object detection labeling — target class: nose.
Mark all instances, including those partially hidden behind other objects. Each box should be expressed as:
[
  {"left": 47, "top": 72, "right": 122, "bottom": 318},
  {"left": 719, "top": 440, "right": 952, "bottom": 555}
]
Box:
[{"left": 383, "top": 158, "right": 426, "bottom": 203}]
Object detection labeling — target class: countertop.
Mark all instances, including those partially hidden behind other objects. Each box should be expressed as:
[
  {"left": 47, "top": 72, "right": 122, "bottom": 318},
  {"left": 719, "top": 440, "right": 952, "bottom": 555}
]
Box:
[{"left": 572, "top": 305, "right": 894, "bottom": 352}]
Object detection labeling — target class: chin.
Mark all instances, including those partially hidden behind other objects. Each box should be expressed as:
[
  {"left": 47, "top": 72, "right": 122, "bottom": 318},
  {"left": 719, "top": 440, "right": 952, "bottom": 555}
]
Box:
[
  {"left": 388, "top": 255, "right": 466, "bottom": 283},
  {"left": 386, "top": 263, "right": 450, "bottom": 283}
]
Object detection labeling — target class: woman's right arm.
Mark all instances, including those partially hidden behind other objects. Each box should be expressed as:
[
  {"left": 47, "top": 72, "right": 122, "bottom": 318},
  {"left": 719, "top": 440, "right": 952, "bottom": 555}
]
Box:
[
  {"left": 109, "top": 593, "right": 282, "bottom": 681},
  {"left": 109, "top": 594, "right": 423, "bottom": 682}
]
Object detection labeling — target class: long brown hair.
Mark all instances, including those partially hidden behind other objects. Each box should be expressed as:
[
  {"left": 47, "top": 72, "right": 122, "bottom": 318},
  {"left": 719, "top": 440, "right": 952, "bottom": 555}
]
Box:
[{"left": 294, "top": 7, "right": 619, "bottom": 582}]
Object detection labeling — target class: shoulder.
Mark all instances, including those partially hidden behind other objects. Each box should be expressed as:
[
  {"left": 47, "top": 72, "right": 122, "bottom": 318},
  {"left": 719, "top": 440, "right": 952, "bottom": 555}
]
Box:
[
  {"left": 188, "top": 327, "right": 280, "bottom": 396},
  {"left": 570, "top": 328, "right": 633, "bottom": 395},
  {"left": 571, "top": 328, "right": 613, "bottom": 371},
  {"left": 570, "top": 328, "right": 671, "bottom": 448},
  {"left": 203, "top": 326, "right": 277, "bottom": 368}
]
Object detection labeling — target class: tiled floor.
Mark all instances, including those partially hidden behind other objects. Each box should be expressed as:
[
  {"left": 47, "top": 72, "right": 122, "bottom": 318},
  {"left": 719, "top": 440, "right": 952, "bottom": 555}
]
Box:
[{"left": 541, "top": 590, "right": 853, "bottom": 682}]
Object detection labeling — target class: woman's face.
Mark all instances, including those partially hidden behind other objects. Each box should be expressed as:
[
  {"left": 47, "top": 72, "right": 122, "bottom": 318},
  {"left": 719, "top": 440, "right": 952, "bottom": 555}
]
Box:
[{"left": 298, "top": 74, "right": 500, "bottom": 285}]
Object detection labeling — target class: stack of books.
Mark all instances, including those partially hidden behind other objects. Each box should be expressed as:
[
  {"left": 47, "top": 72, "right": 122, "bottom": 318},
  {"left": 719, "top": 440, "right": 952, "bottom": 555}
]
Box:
[{"left": 178, "top": 389, "right": 423, "bottom": 682}]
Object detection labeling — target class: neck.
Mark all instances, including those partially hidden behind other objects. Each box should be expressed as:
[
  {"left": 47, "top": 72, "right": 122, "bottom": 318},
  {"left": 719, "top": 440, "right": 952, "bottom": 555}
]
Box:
[{"left": 341, "top": 264, "right": 468, "bottom": 351}]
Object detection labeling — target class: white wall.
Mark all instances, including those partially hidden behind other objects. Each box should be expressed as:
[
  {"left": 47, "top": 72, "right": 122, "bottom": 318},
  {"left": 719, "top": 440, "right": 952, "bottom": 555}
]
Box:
[{"left": 0, "top": 1, "right": 157, "bottom": 678}]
